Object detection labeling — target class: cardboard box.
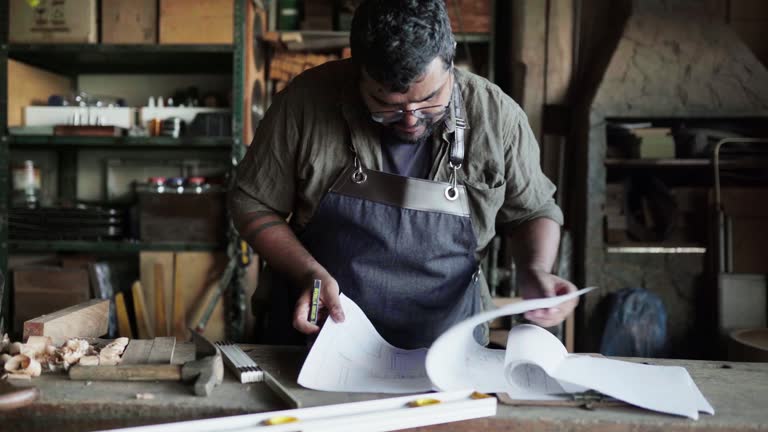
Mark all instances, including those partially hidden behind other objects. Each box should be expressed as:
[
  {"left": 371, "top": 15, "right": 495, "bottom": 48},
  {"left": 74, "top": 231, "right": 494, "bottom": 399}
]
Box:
[
  {"left": 8, "top": 59, "right": 73, "bottom": 128},
  {"left": 10, "top": 0, "right": 97, "bottom": 44},
  {"left": 445, "top": 0, "right": 491, "bottom": 33},
  {"left": 101, "top": 0, "right": 158, "bottom": 44},
  {"left": 159, "top": 0, "right": 233, "bottom": 44},
  {"left": 139, "top": 192, "right": 225, "bottom": 243}
]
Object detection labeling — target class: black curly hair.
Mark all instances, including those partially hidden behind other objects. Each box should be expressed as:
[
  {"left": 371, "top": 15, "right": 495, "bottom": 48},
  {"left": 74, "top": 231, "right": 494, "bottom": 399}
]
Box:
[{"left": 350, "top": 0, "right": 455, "bottom": 93}]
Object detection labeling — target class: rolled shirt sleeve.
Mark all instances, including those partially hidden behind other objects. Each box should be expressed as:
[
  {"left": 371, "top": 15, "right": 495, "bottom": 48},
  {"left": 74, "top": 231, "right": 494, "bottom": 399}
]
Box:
[
  {"left": 496, "top": 107, "right": 564, "bottom": 230},
  {"left": 229, "top": 89, "right": 300, "bottom": 220}
]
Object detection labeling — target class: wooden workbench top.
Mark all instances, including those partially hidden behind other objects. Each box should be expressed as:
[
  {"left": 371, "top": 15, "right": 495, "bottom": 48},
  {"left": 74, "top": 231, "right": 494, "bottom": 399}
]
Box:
[{"left": 1, "top": 345, "right": 767, "bottom": 432}]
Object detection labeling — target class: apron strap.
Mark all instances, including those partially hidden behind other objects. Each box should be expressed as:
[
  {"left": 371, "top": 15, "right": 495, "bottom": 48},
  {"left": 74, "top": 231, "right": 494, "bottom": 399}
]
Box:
[
  {"left": 449, "top": 79, "right": 468, "bottom": 168},
  {"left": 445, "top": 78, "right": 468, "bottom": 201}
]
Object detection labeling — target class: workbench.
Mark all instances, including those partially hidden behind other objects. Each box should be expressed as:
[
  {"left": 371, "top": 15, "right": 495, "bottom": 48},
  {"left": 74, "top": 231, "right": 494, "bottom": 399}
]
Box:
[{"left": 1, "top": 345, "right": 767, "bottom": 432}]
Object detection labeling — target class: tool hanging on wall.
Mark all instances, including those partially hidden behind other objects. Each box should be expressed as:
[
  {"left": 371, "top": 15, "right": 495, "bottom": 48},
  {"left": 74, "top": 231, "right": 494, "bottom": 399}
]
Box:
[{"left": 194, "top": 236, "right": 252, "bottom": 336}]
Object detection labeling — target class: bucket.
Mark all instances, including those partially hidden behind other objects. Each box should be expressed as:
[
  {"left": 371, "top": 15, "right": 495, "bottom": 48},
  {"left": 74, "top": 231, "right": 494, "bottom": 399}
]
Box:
[{"left": 729, "top": 328, "right": 768, "bottom": 362}]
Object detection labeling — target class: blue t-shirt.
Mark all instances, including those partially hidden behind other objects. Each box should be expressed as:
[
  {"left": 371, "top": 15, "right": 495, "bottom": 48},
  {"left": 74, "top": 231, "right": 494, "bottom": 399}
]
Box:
[{"left": 380, "top": 132, "right": 433, "bottom": 179}]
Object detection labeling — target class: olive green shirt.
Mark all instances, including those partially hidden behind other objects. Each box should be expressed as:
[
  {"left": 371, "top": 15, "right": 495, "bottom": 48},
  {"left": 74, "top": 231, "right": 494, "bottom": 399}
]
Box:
[
  {"left": 231, "top": 60, "right": 562, "bottom": 333},
  {"left": 231, "top": 59, "right": 563, "bottom": 258}
]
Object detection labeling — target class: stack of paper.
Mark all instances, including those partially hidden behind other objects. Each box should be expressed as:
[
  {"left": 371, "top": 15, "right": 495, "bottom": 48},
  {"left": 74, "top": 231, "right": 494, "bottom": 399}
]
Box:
[{"left": 299, "top": 288, "right": 715, "bottom": 420}]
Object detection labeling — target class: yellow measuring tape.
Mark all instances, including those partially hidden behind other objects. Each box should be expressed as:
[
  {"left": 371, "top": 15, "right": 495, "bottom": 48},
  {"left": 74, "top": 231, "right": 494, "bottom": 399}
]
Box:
[{"left": 261, "top": 415, "right": 299, "bottom": 426}]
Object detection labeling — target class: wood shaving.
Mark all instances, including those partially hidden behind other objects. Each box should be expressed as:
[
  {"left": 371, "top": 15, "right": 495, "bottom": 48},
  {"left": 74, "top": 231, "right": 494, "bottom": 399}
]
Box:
[
  {"left": 79, "top": 355, "right": 100, "bottom": 366},
  {"left": 4, "top": 354, "right": 42, "bottom": 377},
  {"left": 60, "top": 339, "right": 93, "bottom": 370},
  {"left": 135, "top": 393, "right": 155, "bottom": 400},
  {"left": 0, "top": 336, "right": 131, "bottom": 376},
  {"left": 6, "top": 373, "right": 32, "bottom": 381},
  {"left": 22, "top": 336, "right": 52, "bottom": 358}
]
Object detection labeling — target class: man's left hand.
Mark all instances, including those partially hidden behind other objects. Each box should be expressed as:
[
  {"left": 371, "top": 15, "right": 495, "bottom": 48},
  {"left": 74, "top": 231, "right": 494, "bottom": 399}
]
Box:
[{"left": 518, "top": 267, "right": 578, "bottom": 328}]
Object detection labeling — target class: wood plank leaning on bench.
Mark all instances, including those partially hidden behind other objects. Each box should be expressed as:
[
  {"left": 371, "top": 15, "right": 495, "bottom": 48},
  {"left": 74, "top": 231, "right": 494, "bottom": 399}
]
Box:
[{"left": 23, "top": 299, "right": 109, "bottom": 345}]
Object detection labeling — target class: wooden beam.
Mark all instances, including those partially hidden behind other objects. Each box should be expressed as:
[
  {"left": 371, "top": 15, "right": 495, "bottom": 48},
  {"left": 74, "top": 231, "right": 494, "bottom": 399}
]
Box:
[
  {"left": 542, "top": 0, "right": 575, "bottom": 191},
  {"left": 511, "top": 0, "right": 548, "bottom": 142},
  {"left": 22, "top": 299, "right": 108, "bottom": 345}
]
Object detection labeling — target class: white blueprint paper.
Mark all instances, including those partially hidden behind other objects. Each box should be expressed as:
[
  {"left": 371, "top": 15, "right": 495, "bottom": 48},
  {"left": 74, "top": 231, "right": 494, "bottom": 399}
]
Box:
[
  {"left": 299, "top": 287, "right": 715, "bottom": 419},
  {"left": 426, "top": 288, "right": 715, "bottom": 420},
  {"left": 297, "top": 294, "right": 432, "bottom": 393},
  {"left": 298, "top": 289, "right": 591, "bottom": 394}
]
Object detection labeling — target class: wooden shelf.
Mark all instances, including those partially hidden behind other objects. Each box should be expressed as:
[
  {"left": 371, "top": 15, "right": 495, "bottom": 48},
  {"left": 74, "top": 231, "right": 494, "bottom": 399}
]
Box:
[
  {"left": 605, "top": 158, "right": 768, "bottom": 169},
  {"left": 6, "top": 44, "right": 234, "bottom": 74},
  {"left": 9, "top": 135, "right": 234, "bottom": 149},
  {"left": 264, "top": 30, "right": 490, "bottom": 42},
  {"left": 9, "top": 240, "right": 223, "bottom": 253},
  {"left": 605, "top": 242, "right": 707, "bottom": 254}
]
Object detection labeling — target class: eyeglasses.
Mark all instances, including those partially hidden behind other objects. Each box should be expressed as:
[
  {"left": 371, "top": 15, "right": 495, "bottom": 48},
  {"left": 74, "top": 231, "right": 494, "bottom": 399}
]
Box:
[{"left": 370, "top": 104, "right": 449, "bottom": 124}]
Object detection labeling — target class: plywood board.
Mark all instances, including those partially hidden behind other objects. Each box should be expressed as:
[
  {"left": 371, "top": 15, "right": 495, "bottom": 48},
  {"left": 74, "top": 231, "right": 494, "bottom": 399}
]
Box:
[
  {"left": 23, "top": 299, "right": 108, "bottom": 345},
  {"left": 174, "top": 252, "right": 227, "bottom": 342},
  {"left": 8, "top": 59, "right": 73, "bottom": 127},
  {"left": 140, "top": 252, "right": 175, "bottom": 337}
]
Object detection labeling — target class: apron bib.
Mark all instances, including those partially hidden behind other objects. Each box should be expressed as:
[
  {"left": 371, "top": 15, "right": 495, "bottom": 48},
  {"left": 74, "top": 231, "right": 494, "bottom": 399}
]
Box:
[{"left": 262, "top": 79, "right": 483, "bottom": 349}]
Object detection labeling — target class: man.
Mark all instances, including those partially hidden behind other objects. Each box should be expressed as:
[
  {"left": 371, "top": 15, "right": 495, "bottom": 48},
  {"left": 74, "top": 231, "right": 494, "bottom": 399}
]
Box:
[{"left": 230, "top": 0, "right": 577, "bottom": 349}]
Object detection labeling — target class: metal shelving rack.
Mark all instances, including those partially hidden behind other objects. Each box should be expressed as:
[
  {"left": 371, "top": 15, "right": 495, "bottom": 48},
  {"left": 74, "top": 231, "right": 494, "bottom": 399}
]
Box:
[{"left": 0, "top": 0, "right": 249, "bottom": 334}]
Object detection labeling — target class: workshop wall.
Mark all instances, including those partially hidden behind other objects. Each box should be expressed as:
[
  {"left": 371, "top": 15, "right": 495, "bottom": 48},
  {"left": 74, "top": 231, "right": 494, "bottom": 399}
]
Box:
[
  {"left": 577, "top": 0, "right": 768, "bottom": 357},
  {"left": 729, "top": 0, "right": 768, "bottom": 68}
]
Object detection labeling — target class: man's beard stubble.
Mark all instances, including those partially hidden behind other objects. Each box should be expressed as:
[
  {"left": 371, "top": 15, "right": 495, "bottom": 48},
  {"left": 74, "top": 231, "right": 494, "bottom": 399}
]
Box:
[{"left": 384, "top": 114, "right": 446, "bottom": 145}]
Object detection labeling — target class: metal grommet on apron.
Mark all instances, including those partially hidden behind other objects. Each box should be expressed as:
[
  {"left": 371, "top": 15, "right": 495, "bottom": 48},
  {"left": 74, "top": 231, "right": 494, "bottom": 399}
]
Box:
[
  {"left": 351, "top": 154, "right": 368, "bottom": 184},
  {"left": 297, "top": 79, "right": 481, "bottom": 349}
]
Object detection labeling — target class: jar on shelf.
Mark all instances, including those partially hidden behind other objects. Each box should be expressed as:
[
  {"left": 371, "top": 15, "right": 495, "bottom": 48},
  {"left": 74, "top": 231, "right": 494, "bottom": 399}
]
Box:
[
  {"left": 148, "top": 176, "right": 167, "bottom": 193},
  {"left": 166, "top": 177, "right": 186, "bottom": 194},
  {"left": 187, "top": 176, "right": 210, "bottom": 194},
  {"left": 12, "top": 160, "right": 41, "bottom": 208}
]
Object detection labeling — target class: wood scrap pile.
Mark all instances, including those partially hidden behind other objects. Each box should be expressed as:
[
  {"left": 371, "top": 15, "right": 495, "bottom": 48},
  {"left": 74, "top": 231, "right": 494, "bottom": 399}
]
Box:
[{"left": 0, "top": 334, "right": 129, "bottom": 380}]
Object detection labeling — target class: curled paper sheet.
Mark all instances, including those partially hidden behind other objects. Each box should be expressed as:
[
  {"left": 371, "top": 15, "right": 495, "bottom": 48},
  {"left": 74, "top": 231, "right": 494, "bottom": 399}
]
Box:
[
  {"left": 426, "top": 288, "right": 715, "bottom": 420},
  {"left": 299, "top": 289, "right": 592, "bottom": 394},
  {"left": 299, "top": 287, "right": 714, "bottom": 419}
]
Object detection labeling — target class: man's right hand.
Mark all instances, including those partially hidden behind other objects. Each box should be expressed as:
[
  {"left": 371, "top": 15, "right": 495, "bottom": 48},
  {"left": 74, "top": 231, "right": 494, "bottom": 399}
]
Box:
[{"left": 292, "top": 270, "right": 345, "bottom": 335}]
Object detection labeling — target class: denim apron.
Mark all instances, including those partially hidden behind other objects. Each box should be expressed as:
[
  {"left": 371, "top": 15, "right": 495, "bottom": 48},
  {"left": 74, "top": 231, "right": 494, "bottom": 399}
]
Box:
[{"left": 296, "top": 82, "right": 482, "bottom": 349}]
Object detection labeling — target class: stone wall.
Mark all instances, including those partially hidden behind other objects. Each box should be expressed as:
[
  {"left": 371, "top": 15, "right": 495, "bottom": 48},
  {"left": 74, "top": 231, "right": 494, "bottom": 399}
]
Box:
[{"left": 578, "top": 0, "right": 768, "bottom": 356}]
